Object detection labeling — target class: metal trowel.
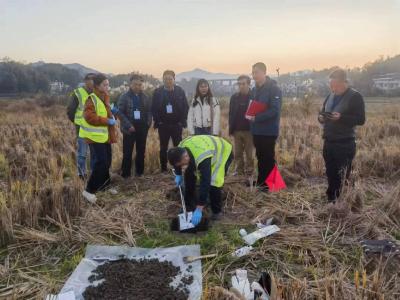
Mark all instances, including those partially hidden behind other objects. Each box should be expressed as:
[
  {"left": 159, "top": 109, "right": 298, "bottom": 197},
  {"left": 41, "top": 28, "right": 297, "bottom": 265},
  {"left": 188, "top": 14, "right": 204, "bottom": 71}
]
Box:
[{"left": 177, "top": 184, "right": 195, "bottom": 231}]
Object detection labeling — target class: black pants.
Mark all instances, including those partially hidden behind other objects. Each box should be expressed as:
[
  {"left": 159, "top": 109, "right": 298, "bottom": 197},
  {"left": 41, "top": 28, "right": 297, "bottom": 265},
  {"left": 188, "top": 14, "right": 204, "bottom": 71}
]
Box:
[
  {"left": 184, "top": 152, "right": 233, "bottom": 214},
  {"left": 253, "top": 135, "right": 277, "bottom": 185},
  {"left": 323, "top": 139, "right": 356, "bottom": 201},
  {"left": 86, "top": 143, "right": 112, "bottom": 194},
  {"left": 158, "top": 123, "right": 182, "bottom": 171},
  {"left": 121, "top": 126, "right": 148, "bottom": 177}
]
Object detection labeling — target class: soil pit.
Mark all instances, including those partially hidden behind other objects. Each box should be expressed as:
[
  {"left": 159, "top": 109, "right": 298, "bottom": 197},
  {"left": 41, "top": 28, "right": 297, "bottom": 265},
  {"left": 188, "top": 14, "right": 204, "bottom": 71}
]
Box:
[{"left": 83, "top": 258, "right": 192, "bottom": 300}]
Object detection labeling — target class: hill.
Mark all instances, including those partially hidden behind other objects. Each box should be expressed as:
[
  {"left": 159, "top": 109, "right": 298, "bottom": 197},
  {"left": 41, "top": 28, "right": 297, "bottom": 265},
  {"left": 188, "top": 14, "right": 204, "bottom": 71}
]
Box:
[
  {"left": 176, "top": 68, "right": 239, "bottom": 81},
  {"left": 62, "top": 63, "right": 100, "bottom": 77},
  {"left": 32, "top": 61, "right": 100, "bottom": 77}
]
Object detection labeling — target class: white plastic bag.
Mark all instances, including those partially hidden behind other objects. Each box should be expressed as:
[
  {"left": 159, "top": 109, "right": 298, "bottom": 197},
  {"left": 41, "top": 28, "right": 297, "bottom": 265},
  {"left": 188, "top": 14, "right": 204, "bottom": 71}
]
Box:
[
  {"left": 232, "top": 246, "right": 253, "bottom": 257},
  {"left": 231, "top": 269, "right": 252, "bottom": 299}
]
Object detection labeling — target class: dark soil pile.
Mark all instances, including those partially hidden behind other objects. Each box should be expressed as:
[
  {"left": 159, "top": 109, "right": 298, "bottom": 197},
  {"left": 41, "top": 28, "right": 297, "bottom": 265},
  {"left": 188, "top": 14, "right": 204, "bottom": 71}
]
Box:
[{"left": 83, "top": 258, "right": 190, "bottom": 300}]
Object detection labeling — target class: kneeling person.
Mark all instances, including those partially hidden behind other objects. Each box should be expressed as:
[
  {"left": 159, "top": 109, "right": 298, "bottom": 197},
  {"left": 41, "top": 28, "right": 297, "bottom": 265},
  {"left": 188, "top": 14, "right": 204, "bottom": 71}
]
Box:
[{"left": 167, "top": 135, "right": 233, "bottom": 225}]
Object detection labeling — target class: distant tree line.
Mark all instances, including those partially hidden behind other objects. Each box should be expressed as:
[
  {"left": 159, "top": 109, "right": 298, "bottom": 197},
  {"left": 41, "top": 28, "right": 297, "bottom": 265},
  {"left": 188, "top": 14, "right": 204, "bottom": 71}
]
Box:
[
  {"left": 0, "top": 58, "right": 81, "bottom": 94},
  {"left": 1, "top": 55, "right": 400, "bottom": 96},
  {"left": 278, "top": 55, "right": 400, "bottom": 97},
  {"left": 0, "top": 58, "right": 161, "bottom": 95}
]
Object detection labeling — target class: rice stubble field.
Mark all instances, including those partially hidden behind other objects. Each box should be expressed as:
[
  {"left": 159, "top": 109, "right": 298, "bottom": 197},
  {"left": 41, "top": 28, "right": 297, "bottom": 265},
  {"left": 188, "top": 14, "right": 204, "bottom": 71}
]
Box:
[{"left": 0, "top": 96, "right": 399, "bottom": 299}]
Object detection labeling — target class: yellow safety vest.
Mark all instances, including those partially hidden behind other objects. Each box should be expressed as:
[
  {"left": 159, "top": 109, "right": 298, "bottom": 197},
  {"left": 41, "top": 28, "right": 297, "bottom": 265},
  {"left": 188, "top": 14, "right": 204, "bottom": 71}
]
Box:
[
  {"left": 73, "top": 87, "right": 90, "bottom": 126},
  {"left": 78, "top": 93, "right": 109, "bottom": 143},
  {"left": 179, "top": 135, "right": 232, "bottom": 187}
]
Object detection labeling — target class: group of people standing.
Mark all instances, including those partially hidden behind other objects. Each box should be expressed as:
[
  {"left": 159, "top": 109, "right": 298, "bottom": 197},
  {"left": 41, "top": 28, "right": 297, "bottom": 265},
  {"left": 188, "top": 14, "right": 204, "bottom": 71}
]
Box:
[{"left": 67, "top": 62, "right": 365, "bottom": 219}]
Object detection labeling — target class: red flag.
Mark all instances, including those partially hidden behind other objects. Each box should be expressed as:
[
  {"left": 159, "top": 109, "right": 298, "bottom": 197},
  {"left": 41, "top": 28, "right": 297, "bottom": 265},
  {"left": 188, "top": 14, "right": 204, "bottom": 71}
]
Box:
[
  {"left": 245, "top": 100, "right": 267, "bottom": 119},
  {"left": 265, "top": 165, "right": 286, "bottom": 192}
]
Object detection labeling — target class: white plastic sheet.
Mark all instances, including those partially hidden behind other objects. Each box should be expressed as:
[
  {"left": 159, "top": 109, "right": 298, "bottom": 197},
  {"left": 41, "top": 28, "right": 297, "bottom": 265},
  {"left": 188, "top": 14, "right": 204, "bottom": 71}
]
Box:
[
  {"left": 59, "top": 244, "right": 202, "bottom": 300},
  {"left": 242, "top": 225, "right": 280, "bottom": 245},
  {"left": 45, "top": 291, "right": 76, "bottom": 300}
]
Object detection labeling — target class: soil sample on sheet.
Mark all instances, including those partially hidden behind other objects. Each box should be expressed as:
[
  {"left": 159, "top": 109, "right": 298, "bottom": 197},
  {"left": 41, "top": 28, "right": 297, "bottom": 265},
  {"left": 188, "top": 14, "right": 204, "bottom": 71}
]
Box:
[{"left": 83, "top": 258, "right": 190, "bottom": 300}]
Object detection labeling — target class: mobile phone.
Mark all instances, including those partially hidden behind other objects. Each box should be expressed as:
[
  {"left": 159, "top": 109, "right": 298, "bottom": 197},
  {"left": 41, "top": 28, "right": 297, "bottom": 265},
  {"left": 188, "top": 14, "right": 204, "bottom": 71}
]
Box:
[{"left": 321, "top": 112, "right": 333, "bottom": 117}]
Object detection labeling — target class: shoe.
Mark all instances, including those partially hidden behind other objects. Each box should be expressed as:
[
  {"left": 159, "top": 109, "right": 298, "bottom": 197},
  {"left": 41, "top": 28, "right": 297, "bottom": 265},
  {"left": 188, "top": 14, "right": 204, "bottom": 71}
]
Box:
[
  {"left": 211, "top": 213, "right": 222, "bottom": 221},
  {"left": 82, "top": 190, "right": 97, "bottom": 204},
  {"left": 108, "top": 188, "right": 118, "bottom": 195}
]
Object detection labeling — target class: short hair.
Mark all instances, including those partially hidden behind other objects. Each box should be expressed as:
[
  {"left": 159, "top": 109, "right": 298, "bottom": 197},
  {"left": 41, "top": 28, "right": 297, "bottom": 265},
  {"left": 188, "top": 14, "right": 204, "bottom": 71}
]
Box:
[
  {"left": 93, "top": 73, "right": 107, "bottom": 87},
  {"left": 84, "top": 73, "right": 96, "bottom": 80},
  {"left": 252, "top": 62, "right": 267, "bottom": 73},
  {"left": 329, "top": 68, "right": 348, "bottom": 82},
  {"left": 167, "top": 147, "right": 186, "bottom": 166},
  {"left": 237, "top": 75, "right": 251, "bottom": 84},
  {"left": 130, "top": 74, "right": 144, "bottom": 82},
  {"left": 163, "top": 70, "right": 175, "bottom": 79}
]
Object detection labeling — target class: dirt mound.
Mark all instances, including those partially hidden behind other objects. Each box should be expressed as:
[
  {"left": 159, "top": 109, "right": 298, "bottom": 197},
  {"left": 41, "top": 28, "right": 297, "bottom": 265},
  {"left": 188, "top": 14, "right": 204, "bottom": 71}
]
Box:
[{"left": 83, "top": 258, "right": 190, "bottom": 300}]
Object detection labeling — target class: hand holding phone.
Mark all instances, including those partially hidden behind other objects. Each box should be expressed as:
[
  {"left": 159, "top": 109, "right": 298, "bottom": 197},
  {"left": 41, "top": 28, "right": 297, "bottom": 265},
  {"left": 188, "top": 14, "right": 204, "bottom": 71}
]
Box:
[
  {"left": 321, "top": 112, "right": 333, "bottom": 118},
  {"left": 327, "top": 112, "right": 341, "bottom": 121}
]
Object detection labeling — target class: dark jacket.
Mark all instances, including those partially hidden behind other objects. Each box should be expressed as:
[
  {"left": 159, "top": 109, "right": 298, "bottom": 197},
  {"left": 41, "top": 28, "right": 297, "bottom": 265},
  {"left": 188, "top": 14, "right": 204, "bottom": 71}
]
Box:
[
  {"left": 117, "top": 89, "right": 152, "bottom": 134},
  {"left": 176, "top": 150, "right": 212, "bottom": 206},
  {"left": 229, "top": 91, "right": 251, "bottom": 135},
  {"left": 67, "top": 93, "right": 80, "bottom": 135},
  {"left": 250, "top": 78, "right": 282, "bottom": 137},
  {"left": 67, "top": 93, "right": 79, "bottom": 123},
  {"left": 320, "top": 88, "right": 366, "bottom": 141},
  {"left": 151, "top": 85, "right": 188, "bottom": 128}
]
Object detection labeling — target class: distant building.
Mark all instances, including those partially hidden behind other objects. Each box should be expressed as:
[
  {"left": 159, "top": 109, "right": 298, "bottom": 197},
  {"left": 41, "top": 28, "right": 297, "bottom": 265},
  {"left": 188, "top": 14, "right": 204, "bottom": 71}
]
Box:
[
  {"left": 178, "top": 77, "right": 241, "bottom": 98},
  {"left": 208, "top": 78, "right": 238, "bottom": 96},
  {"left": 110, "top": 81, "right": 129, "bottom": 94},
  {"left": 109, "top": 80, "right": 155, "bottom": 95},
  {"left": 373, "top": 73, "right": 400, "bottom": 91},
  {"left": 49, "top": 81, "right": 69, "bottom": 94},
  {"left": 279, "top": 77, "right": 316, "bottom": 97},
  {"left": 291, "top": 70, "right": 313, "bottom": 77}
]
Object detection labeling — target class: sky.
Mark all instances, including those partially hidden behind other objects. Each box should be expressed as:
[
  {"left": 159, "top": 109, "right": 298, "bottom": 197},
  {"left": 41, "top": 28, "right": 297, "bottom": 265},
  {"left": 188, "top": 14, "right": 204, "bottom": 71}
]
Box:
[{"left": 1, "top": 0, "right": 399, "bottom": 76}]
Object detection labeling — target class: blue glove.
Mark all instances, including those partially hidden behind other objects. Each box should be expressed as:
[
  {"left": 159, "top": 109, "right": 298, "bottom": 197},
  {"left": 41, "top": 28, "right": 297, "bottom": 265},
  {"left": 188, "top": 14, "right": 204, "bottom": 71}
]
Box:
[
  {"left": 175, "top": 175, "right": 183, "bottom": 187},
  {"left": 107, "top": 118, "right": 116, "bottom": 126},
  {"left": 191, "top": 208, "right": 202, "bottom": 226},
  {"left": 110, "top": 103, "right": 119, "bottom": 114}
]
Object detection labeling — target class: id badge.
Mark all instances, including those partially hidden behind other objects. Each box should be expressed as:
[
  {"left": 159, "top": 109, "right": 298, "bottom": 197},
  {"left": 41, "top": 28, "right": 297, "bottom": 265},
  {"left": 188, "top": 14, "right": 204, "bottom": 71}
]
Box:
[
  {"left": 134, "top": 110, "right": 141, "bottom": 120},
  {"left": 166, "top": 104, "right": 173, "bottom": 114}
]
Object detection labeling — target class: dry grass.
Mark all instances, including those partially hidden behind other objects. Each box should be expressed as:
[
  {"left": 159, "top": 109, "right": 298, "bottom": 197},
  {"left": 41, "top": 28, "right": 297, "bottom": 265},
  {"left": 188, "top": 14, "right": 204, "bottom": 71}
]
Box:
[
  {"left": 0, "top": 97, "right": 399, "bottom": 299},
  {"left": 209, "top": 175, "right": 399, "bottom": 299}
]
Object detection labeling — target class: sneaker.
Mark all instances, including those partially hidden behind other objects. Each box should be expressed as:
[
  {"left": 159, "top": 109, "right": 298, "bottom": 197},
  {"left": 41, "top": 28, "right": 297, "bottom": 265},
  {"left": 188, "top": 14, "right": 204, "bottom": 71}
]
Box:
[
  {"left": 82, "top": 190, "right": 97, "bottom": 203},
  {"left": 108, "top": 188, "right": 118, "bottom": 195}
]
